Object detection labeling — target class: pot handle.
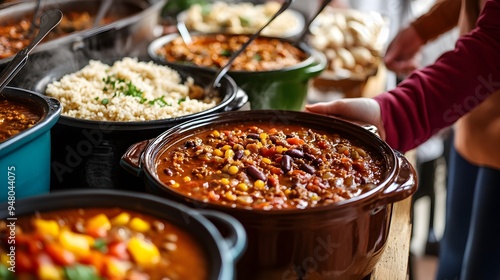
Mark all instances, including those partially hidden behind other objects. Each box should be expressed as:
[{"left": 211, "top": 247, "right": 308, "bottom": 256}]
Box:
[
  {"left": 303, "top": 48, "right": 328, "bottom": 79},
  {"left": 120, "top": 139, "right": 151, "bottom": 177},
  {"left": 198, "top": 210, "right": 247, "bottom": 262},
  {"left": 375, "top": 151, "right": 418, "bottom": 207},
  {"left": 224, "top": 88, "right": 249, "bottom": 111}
]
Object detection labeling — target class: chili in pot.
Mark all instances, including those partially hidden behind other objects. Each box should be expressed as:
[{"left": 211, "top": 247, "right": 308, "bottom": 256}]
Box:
[
  {"left": 156, "top": 123, "right": 383, "bottom": 210},
  {"left": 0, "top": 207, "right": 208, "bottom": 280}
]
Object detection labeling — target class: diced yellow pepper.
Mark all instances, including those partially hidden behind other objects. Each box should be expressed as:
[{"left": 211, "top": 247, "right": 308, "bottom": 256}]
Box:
[
  {"left": 59, "top": 230, "right": 92, "bottom": 257},
  {"left": 111, "top": 212, "right": 131, "bottom": 226},
  {"left": 105, "top": 257, "right": 129, "bottom": 279},
  {"left": 38, "top": 264, "right": 63, "bottom": 280},
  {"left": 87, "top": 214, "right": 111, "bottom": 232},
  {"left": 127, "top": 237, "right": 160, "bottom": 267},
  {"left": 129, "top": 217, "right": 150, "bottom": 232},
  {"left": 34, "top": 219, "right": 60, "bottom": 238}
]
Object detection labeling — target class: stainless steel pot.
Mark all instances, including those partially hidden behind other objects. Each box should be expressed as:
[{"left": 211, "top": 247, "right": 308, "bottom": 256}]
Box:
[{"left": 1, "top": 0, "right": 166, "bottom": 87}]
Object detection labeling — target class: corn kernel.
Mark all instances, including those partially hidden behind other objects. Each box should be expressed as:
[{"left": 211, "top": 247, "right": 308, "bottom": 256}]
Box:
[
  {"left": 222, "top": 164, "right": 230, "bottom": 173},
  {"left": 254, "top": 180, "right": 266, "bottom": 190},
  {"left": 225, "top": 192, "right": 237, "bottom": 201},
  {"left": 225, "top": 149, "right": 235, "bottom": 159},
  {"left": 244, "top": 150, "right": 251, "bottom": 156},
  {"left": 129, "top": 217, "right": 151, "bottom": 232},
  {"left": 257, "top": 142, "right": 263, "bottom": 148},
  {"left": 261, "top": 158, "right": 272, "bottom": 165},
  {"left": 172, "top": 182, "right": 180, "bottom": 188},
  {"left": 212, "top": 130, "right": 220, "bottom": 138},
  {"left": 222, "top": 145, "right": 232, "bottom": 151},
  {"left": 284, "top": 189, "right": 292, "bottom": 196},
  {"left": 228, "top": 165, "right": 239, "bottom": 175},
  {"left": 213, "top": 149, "right": 223, "bottom": 157},
  {"left": 183, "top": 176, "right": 191, "bottom": 182},
  {"left": 276, "top": 146, "right": 288, "bottom": 154},
  {"left": 221, "top": 178, "right": 230, "bottom": 185},
  {"left": 259, "top": 133, "right": 268, "bottom": 140},
  {"left": 237, "top": 183, "right": 248, "bottom": 192}
]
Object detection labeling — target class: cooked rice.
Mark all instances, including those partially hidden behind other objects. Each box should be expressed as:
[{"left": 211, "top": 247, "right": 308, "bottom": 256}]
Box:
[{"left": 45, "top": 57, "right": 220, "bottom": 121}]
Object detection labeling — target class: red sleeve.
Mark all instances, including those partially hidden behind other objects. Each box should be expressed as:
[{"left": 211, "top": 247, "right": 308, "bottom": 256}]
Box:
[{"left": 374, "top": 0, "right": 500, "bottom": 152}]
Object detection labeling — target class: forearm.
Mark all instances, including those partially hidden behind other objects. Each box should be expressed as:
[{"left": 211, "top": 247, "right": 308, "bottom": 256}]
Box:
[
  {"left": 375, "top": 0, "right": 500, "bottom": 152},
  {"left": 411, "top": 0, "right": 461, "bottom": 43}
]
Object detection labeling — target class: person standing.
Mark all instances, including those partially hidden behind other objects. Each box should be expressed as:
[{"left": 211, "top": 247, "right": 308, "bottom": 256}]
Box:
[{"left": 305, "top": 0, "right": 500, "bottom": 279}]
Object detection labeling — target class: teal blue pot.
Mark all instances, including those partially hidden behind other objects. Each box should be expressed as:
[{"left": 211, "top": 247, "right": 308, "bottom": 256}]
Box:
[
  {"left": 148, "top": 33, "right": 327, "bottom": 110},
  {"left": 0, "top": 87, "right": 61, "bottom": 202}
]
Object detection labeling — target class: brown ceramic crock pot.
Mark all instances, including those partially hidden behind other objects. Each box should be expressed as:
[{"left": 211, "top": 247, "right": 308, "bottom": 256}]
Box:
[{"left": 121, "top": 110, "right": 417, "bottom": 280}]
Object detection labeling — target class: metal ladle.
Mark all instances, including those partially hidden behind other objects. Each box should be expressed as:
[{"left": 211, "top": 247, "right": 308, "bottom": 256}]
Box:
[
  {"left": 205, "top": 0, "right": 294, "bottom": 97},
  {"left": 0, "top": 9, "right": 62, "bottom": 91}
]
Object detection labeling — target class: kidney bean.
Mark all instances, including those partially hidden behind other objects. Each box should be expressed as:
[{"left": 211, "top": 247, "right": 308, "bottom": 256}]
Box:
[
  {"left": 234, "top": 149, "right": 244, "bottom": 160},
  {"left": 246, "top": 165, "right": 267, "bottom": 181},
  {"left": 304, "top": 153, "right": 315, "bottom": 161},
  {"left": 281, "top": 154, "right": 293, "bottom": 172},
  {"left": 300, "top": 163, "right": 315, "bottom": 174},
  {"left": 286, "top": 149, "right": 304, "bottom": 158},
  {"left": 184, "top": 140, "right": 196, "bottom": 148},
  {"left": 313, "top": 158, "right": 323, "bottom": 166},
  {"left": 247, "top": 133, "right": 260, "bottom": 139},
  {"left": 163, "top": 168, "right": 174, "bottom": 176}
]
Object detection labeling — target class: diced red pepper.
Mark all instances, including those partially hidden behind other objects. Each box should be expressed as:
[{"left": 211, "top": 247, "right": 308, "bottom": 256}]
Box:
[
  {"left": 286, "top": 138, "right": 305, "bottom": 146},
  {"left": 45, "top": 242, "right": 76, "bottom": 266},
  {"left": 107, "top": 241, "right": 129, "bottom": 260}
]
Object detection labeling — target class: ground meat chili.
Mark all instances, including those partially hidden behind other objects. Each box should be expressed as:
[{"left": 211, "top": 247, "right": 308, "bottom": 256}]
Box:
[
  {"left": 0, "top": 12, "right": 118, "bottom": 59},
  {"left": 156, "top": 34, "right": 308, "bottom": 71},
  {"left": 0, "top": 208, "right": 208, "bottom": 280},
  {"left": 156, "top": 123, "right": 384, "bottom": 210},
  {"left": 0, "top": 99, "right": 41, "bottom": 142}
]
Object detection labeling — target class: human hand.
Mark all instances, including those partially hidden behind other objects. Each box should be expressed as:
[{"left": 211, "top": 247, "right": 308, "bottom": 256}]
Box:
[
  {"left": 384, "top": 25, "right": 425, "bottom": 76},
  {"left": 304, "top": 98, "right": 386, "bottom": 139}
]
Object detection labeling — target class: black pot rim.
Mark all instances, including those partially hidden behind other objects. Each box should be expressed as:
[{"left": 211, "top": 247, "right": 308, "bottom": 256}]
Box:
[{"left": 139, "top": 110, "right": 414, "bottom": 215}]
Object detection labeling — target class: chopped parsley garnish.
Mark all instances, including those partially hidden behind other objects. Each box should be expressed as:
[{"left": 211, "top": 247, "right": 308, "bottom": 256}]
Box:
[
  {"left": 98, "top": 75, "right": 175, "bottom": 107},
  {"left": 220, "top": 49, "right": 231, "bottom": 57}
]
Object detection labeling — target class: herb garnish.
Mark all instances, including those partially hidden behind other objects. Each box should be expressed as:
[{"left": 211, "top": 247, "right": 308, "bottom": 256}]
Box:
[{"left": 97, "top": 75, "right": 180, "bottom": 107}]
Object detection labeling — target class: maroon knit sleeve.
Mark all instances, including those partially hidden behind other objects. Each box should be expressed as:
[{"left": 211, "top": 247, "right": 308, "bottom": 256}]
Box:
[{"left": 374, "top": 0, "right": 500, "bottom": 152}]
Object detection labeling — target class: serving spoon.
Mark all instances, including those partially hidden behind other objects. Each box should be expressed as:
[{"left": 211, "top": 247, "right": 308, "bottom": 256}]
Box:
[
  {"left": 0, "top": 9, "right": 62, "bottom": 92},
  {"left": 205, "top": 0, "right": 294, "bottom": 98}
]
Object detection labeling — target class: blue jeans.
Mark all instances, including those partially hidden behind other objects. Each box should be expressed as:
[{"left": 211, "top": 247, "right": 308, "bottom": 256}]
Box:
[{"left": 436, "top": 143, "right": 500, "bottom": 280}]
